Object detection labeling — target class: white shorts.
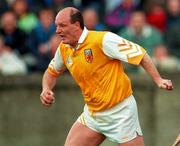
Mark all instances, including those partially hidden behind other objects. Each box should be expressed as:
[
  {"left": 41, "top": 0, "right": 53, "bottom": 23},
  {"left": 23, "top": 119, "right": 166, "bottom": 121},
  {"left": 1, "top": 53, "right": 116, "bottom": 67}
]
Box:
[{"left": 77, "top": 95, "right": 143, "bottom": 143}]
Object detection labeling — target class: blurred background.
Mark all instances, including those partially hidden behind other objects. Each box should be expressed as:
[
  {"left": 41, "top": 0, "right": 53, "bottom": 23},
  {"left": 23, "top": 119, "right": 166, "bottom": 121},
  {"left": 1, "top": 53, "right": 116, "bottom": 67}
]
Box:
[{"left": 0, "top": 0, "right": 179, "bottom": 146}]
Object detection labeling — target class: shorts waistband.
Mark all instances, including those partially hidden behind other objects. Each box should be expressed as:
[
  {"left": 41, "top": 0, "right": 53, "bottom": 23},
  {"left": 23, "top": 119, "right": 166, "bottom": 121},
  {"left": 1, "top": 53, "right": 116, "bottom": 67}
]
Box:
[{"left": 85, "top": 95, "right": 134, "bottom": 116}]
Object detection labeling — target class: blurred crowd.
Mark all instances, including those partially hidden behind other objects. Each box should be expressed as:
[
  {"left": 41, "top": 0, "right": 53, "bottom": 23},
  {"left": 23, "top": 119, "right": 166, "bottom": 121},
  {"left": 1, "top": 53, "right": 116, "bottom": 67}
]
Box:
[{"left": 0, "top": 0, "right": 180, "bottom": 75}]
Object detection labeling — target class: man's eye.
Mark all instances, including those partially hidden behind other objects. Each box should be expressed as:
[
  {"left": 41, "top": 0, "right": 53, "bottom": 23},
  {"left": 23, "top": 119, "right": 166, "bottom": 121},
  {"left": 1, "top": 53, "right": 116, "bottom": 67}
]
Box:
[{"left": 60, "top": 24, "right": 66, "bottom": 27}]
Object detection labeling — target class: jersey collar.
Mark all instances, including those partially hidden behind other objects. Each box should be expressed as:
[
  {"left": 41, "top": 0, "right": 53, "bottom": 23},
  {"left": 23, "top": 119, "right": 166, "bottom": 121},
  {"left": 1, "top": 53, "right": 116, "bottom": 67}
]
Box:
[{"left": 78, "top": 27, "right": 88, "bottom": 44}]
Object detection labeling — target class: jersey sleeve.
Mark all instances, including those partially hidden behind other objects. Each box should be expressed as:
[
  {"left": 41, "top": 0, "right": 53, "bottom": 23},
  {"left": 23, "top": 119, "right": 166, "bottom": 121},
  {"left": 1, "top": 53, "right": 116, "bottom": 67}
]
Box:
[
  {"left": 48, "top": 46, "right": 66, "bottom": 77},
  {"left": 102, "top": 32, "right": 146, "bottom": 65}
]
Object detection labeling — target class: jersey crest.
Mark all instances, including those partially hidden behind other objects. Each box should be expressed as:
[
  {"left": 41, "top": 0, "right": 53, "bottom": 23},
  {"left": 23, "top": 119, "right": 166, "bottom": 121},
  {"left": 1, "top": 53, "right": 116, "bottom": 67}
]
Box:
[{"left": 84, "top": 49, "right": 93, "bottom": 63}]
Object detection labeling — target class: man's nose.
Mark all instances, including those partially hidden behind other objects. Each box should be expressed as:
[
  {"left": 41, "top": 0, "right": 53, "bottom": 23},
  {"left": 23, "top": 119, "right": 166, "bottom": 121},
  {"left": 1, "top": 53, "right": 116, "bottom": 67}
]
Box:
[{"left": 56, "top": 27, "right": 62, "bottom": 33}]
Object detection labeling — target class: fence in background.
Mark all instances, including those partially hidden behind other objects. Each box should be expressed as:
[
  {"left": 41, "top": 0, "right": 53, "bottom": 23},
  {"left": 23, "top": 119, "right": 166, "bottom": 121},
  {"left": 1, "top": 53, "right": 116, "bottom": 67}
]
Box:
[{"left": 0, "top": 73, "right": 179, "bottom": 146}]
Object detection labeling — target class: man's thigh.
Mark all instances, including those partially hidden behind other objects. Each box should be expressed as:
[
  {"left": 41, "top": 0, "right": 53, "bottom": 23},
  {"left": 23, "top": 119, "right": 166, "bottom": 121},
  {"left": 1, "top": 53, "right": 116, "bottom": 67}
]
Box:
[
  {"left": 119, "top": 135, "right": 145, "bottom": 146},
  {"left": 65, "top": 121, "right": 106, "bottom": 146}
]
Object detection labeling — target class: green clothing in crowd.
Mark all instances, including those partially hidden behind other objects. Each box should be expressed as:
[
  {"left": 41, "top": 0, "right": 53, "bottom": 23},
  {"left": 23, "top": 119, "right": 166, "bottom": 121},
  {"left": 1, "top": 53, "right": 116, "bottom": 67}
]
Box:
[{"left": 119, "top": 25, "right": 163, "bottom": 56}]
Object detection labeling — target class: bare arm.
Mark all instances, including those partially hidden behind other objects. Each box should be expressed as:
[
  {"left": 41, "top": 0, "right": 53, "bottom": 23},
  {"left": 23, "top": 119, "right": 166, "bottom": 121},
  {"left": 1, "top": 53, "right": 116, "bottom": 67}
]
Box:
[
  {"left": 42, "top": 69, "right": 57, "bottom": 91},
  {"left": 40, "top": 70, "right": 58, "bottom": 106},
  {"left": 140, "top": 53, "right": 173, "bottom": 90}
]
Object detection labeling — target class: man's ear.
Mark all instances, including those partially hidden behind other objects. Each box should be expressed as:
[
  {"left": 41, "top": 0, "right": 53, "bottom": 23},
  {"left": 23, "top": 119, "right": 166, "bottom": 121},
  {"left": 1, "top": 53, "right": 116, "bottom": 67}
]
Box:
[{"left": 74, "top": 21, "right": 80, "bottom": 28}]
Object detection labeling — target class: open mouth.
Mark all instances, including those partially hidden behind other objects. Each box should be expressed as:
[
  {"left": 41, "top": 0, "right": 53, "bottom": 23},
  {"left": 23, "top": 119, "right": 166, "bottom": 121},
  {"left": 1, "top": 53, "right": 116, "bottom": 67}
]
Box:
[
  {"left": 57, "top": 33, "right": 64, "bottom": 39},
  {"left": 59, "top": 34, "right": 64, "bottom": 38}
]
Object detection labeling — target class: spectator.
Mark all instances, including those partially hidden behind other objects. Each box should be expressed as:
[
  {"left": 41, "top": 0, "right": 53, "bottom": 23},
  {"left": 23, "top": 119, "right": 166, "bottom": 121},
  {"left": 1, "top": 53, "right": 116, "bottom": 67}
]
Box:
[
  {"left": 165, "top": 20, "right": 180, "bottom": 58},
  {"left": 166, "top": 0, "right": 180, "bottom": 29},
  {"left": 118, "top": 11, "right": 164, "bottom": 73},
  {"left": 80, "top": 0, "right": 105, "bottom": 21},
  {"left": 6, "top": 0, "right": 16, "bottom": 5},
  {"left": 146, "top": 2, "right": 167, "bottom": 33},
  {"left": 28, "top": 8, "right": 56, "bottom": 71},
  {"left": 27, "top": 0, "right": 52, "bottom": 12},
  {"left": 0, "top": 0, "right": 9, "bottom": 16},
  {"left": 82, "top": 8, "right": 107, "bottom": 31},
  {"left": 49, "top": 34, "right": 61, "bottom": 57},
  {"left": 12, "top": 0, "right": 38, "bottom": 33},
  {"left": 34, "top": 34, "right": 61, "bottom": 62},
  {"left": 105, "top": 0, "right": 139, "bottom": 33},
  {"left": 152, "top": 45, "right": 179, "bottom": 72},
  {"left": 0, "top": 11, "right": 28, "bottom": 55},
  {"left": 0, "top": 36, "right": 27, "bottom": 75},
  {"left": 119, "top": 11, "right": 163, "bottom": 56}
]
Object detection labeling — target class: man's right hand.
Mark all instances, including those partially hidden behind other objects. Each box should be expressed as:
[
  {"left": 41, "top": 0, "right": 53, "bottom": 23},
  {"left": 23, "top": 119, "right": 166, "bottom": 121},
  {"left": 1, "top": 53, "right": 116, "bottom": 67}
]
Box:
[{"left": 40, "top": 90, "right": 55, "bottom": 107}]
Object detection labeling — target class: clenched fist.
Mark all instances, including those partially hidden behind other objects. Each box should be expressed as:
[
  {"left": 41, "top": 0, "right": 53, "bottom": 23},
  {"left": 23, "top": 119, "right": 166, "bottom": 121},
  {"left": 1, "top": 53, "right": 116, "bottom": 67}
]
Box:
[
  {"left": 40, "top": 90, "right": 55, "bottom": 106},
  {"left": 158, "top": 79, "right": 173, "bottom": 90}
]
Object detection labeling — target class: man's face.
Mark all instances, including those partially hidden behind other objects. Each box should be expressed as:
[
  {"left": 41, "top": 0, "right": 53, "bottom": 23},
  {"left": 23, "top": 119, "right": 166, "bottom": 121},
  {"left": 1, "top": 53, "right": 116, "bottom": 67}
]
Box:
[
  {"left": 83, "top": 9, "right": 97, "bottom": 30},
  {"left": 130, "top": 13, "right": 146, "bottom": 33},
  {"left": 40, "top": 10, "right": 54, "bottom": 29},
  {"left": 2, "top": 12, "right": 17, "bottom": 33},
  {"left": 55, "top": 11, "right": 79, "bottom": 46}
]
